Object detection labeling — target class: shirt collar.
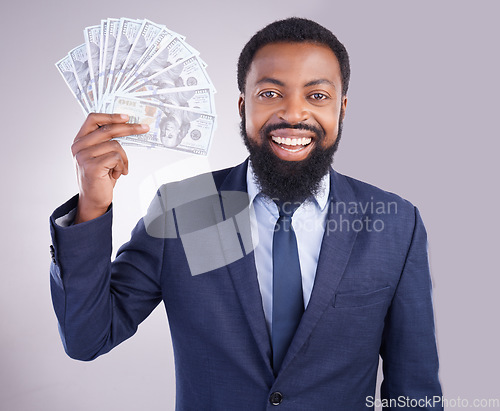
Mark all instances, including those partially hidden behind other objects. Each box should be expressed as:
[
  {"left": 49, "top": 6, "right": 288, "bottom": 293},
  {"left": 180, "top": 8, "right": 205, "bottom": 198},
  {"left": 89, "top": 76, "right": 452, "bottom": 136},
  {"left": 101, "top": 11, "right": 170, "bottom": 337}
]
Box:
[{"left": 246, "top": 160, "right": 330, "bottom": 212}]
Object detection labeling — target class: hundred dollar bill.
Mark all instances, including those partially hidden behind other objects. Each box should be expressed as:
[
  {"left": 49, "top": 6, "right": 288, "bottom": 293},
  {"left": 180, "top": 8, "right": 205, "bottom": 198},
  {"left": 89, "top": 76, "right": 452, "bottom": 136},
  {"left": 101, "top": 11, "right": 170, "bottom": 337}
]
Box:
[
  {"left": 114, "top": 20, "right": 164, "bottom": 92},
  {"left": 102, "top": 18, "right": 123, "bottom": 98},
  {"left": 99, "top": 18, "right": 120, "bottom": 107},
  {"left": 107, "top": 18, "right": 142, "bottom": 96},
  {"left": 84, "top": 25, "right": 101, "bottom": 110},
  {"left": 125, "top": 55, "right": 212, "bottom": 93},
  {"left": 132, "top": 36, "right": 200, "bottom": 88},
  {"left": 119, "top": 28, "right": 175, "bottom": 91},
  {"left": 128, "top": 87, "right": 216, "bottom": 114},
  {"left": 69, "top": 44, "right": 95, "bottom": 110},
  {"left": 97, "top": 19, "right": 108, "bottom": 107},
  {"left": 56, "top": 54, "right": 91, "bottom": 113},
  {"left": 110, "top": 96, "right": 215, "bottom": 155}
]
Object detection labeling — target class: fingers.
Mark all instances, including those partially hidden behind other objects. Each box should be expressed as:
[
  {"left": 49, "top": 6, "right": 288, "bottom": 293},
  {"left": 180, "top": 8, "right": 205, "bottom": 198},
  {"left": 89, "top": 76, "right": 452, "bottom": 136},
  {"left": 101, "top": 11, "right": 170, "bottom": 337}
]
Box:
[
  {"left": 72, "top": 122, "right": 148, "bottom": 154},
  {"left": 74, "top": 139, "right": 130, "bottom": 176},
  {"left": 73, "top": 115, "right": 149, "bottom": 155},
  {"left": 83, "top": 150, "right": 128, "bottom": 182},
  {"left": 75, "top": 113, "right": 129, "bottom": 139}
]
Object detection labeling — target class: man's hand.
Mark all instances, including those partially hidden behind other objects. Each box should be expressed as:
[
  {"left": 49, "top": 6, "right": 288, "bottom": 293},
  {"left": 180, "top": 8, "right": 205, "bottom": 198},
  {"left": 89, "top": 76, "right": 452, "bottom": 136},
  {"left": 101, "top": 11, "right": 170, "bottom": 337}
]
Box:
[{"left": 71, "top": 113, "right": 149, "bottom": 224}]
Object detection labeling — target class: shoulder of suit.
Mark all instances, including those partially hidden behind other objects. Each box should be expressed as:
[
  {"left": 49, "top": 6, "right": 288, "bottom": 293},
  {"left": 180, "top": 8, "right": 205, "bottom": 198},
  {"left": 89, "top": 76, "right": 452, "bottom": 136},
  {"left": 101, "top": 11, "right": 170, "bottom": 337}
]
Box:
[{"left": 333, "top": 169, "right": 416, "bottom": 216}]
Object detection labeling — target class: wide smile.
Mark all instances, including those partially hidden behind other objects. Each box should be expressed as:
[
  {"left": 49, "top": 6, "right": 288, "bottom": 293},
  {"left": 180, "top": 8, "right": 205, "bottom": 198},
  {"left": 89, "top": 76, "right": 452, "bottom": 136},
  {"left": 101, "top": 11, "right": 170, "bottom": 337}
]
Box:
[
  {"left": 268, "top": 129, "right": 315, "bottom": 160},
  {"left": 271, "top": 136, "right": 312, "bottom": 152}
]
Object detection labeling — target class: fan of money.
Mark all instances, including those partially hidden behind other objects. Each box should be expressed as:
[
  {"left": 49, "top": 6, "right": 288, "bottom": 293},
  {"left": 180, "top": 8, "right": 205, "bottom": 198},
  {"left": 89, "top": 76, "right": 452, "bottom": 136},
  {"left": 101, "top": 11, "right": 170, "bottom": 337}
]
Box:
[{"left": 56, "top": 18, "right": 216, "bottom": 155}]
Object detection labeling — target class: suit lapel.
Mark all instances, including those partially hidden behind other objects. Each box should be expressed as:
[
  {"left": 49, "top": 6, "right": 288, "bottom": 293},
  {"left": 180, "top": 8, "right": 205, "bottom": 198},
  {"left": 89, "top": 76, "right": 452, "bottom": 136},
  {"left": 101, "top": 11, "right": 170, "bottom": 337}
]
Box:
[
  {"left": 225, "top": 253, "right": 273, "bottom": 373},
  {"left": 218, "top": 161, "right": 274, "bottom": 374},
  {"left": 279, "top": 169, "right": 361, "bottom": 373}
]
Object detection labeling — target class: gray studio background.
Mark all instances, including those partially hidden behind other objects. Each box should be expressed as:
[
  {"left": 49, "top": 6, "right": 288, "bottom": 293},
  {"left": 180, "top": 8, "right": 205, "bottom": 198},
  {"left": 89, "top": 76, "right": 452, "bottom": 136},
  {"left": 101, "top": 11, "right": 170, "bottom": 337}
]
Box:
[{"left": 1, "top": 0, "right": 499, "bottom": 410}]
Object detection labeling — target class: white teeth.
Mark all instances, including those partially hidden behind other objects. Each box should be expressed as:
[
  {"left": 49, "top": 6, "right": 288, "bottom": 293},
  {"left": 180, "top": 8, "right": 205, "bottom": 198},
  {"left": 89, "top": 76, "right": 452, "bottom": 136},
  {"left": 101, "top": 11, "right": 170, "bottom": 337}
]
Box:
[
  {"left": 281, "top": 146, "right": 303, "bottom": 152},
  {"left": 271, "top": 135, "right": 312, "bottom": 146}
]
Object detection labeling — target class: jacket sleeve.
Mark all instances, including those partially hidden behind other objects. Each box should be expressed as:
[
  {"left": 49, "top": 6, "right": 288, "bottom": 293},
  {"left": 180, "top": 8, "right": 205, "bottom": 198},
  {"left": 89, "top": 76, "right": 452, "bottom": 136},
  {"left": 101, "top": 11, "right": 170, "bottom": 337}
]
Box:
[
  {"left": 49, "top": 195, "right": 164, "bottom": 361},
  {"left": 379, "top": 207, "right": 443, "bottom": 410}
]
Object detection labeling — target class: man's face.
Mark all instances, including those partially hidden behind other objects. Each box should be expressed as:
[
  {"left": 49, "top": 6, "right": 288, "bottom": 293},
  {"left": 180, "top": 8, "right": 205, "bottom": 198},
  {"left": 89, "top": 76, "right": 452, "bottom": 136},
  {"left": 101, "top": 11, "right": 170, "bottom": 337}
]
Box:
[
  {"left": 238, "top": 42, "right": 347, "bottom": 202},
  {"left": 239, "top": 42, "right": 347, "bottom": 162}
]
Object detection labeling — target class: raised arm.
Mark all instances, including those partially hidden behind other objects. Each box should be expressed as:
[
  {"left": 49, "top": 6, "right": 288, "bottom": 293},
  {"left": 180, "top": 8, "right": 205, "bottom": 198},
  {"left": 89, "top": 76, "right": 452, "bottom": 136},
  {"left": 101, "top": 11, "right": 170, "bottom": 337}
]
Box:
[{"left": 50, "top": 114, "right": 165, "bottom": 361}]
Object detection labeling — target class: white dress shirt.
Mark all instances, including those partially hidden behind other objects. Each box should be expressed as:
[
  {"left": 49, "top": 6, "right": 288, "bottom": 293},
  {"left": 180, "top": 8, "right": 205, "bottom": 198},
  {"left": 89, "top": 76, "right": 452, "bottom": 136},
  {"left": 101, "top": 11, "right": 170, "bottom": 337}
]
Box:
[{"left": 246, "top": 162, "right": 330, "bottom": 332}]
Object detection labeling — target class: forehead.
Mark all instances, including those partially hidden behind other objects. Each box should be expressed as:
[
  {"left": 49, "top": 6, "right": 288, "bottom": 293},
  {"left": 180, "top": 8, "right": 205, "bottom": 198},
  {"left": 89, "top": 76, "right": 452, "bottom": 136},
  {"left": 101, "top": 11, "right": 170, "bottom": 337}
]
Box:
[{"left": 246, "top": 42, "right": 342, "bottom": 89}]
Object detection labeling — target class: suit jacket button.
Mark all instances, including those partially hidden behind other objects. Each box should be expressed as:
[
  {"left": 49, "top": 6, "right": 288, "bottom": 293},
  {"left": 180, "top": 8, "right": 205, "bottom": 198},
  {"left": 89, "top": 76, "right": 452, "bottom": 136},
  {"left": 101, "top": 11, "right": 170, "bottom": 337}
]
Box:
[
  {"left": 50, "top": 245, "right": 56, "bottom": 263},
  {"left": 269, "top": 391, "right": 283, "bottom": 405}
]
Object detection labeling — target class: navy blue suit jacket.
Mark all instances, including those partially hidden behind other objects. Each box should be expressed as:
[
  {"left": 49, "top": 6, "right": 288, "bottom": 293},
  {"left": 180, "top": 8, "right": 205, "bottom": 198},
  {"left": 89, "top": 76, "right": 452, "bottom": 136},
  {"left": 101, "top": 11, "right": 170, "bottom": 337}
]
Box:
[{"left": 50, "top": 160, "right": 442, "bottom": 410}]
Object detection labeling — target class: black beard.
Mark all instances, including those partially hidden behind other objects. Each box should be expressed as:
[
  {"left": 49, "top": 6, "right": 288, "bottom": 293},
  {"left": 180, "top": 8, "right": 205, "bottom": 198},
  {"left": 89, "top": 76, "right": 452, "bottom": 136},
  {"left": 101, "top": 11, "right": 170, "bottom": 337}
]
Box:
[{"left": 240, "top": 110, "right": 343, "bottom": 204}]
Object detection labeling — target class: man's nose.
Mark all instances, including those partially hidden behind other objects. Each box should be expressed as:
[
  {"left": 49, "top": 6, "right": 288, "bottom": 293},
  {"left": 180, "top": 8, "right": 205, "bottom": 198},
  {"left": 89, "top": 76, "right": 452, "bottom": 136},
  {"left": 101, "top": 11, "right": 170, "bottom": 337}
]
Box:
[{"left": 278, "top": 95, "right": 309, "bottom": 124}]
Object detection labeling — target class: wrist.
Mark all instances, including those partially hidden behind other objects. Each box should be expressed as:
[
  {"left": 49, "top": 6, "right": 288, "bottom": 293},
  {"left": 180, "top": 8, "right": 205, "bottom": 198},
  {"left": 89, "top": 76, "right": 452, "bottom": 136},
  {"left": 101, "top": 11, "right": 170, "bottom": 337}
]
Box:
[{"left": 75, "top": 196, "right": 111, "bottom": 224}]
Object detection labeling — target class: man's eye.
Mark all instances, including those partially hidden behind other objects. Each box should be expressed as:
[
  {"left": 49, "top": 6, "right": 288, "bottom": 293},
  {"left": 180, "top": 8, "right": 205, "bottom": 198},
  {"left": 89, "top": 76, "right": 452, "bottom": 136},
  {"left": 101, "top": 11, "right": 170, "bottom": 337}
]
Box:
[
  {"left": 310, "top": 93, "right": 327, "bottom": 100},
  {"left": 261, "top": 91, "right": 279, "bottom": 98}
]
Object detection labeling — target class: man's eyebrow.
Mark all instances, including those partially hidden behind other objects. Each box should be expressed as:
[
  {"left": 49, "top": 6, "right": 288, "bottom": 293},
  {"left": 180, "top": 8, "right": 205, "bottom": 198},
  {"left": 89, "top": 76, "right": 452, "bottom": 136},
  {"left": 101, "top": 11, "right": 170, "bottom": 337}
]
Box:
[
  {"left": 255, "top": 77, "right": 337, "bottom": 90},
  {"left": 304, "top": 79, "right": 337, "bottom": 90},
  {"left": 255, "top": 77, "right": 285, "bottom": 86}
]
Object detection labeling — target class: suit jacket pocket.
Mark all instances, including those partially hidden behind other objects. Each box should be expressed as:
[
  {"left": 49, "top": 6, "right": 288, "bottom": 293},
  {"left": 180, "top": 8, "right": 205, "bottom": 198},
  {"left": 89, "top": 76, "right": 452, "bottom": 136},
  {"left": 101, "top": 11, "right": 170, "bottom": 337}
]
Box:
[{"left": 333, "top": 285, "right": 391, "bottom": 308}]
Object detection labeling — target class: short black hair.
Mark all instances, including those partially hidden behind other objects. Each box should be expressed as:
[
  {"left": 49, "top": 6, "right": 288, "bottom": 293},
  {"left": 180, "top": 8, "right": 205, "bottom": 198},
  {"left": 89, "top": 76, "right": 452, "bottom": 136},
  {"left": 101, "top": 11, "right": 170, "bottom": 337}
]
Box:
[{"left": 237, "top": 17, "right": 350, "bottom": 97}]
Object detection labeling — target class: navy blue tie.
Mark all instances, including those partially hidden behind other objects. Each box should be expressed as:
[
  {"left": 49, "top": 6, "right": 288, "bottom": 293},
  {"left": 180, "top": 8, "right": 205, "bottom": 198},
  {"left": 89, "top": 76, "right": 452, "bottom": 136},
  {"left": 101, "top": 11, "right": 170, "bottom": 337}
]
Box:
[{"left": 272, "top": 201, "right": 304, "bottom": 373}]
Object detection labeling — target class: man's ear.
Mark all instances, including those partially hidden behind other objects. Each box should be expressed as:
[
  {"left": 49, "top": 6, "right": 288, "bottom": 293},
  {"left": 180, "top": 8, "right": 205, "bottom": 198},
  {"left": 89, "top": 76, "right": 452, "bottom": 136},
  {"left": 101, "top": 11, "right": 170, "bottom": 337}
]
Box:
[
  {"left": 238, "top": 94, "right": 245, "bottom": 118},
  {"left": 341, "top": 96, "right": 348, "bottom": 121}
]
